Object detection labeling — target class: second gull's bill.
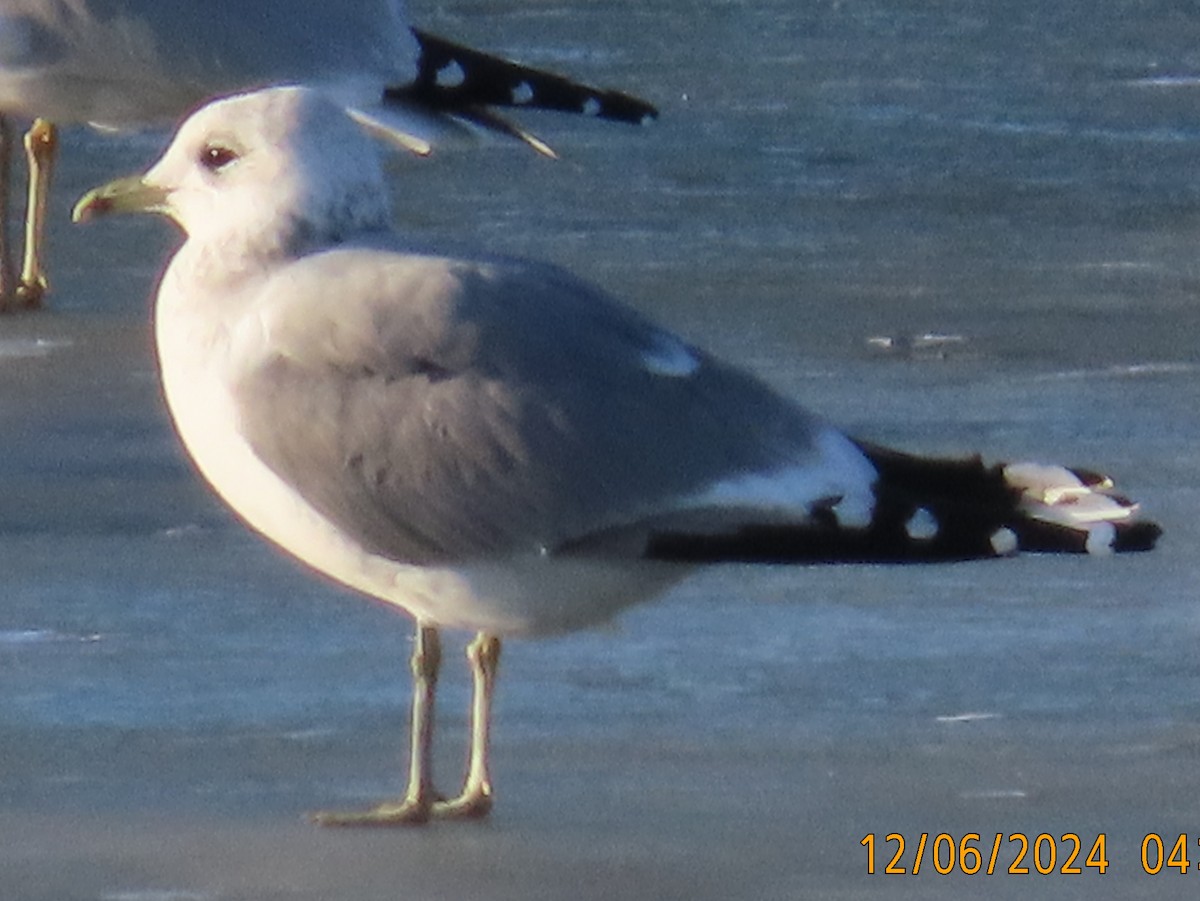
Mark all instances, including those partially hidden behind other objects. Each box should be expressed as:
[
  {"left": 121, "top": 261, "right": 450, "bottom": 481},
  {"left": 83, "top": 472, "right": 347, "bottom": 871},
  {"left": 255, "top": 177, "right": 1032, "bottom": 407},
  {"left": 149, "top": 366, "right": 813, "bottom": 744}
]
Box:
[
  {"left": 73, "top": 86, "right": 1160, "bottom": 825},
  {"left": 0, "top": 0, "right": 657, "bottom": 310}
]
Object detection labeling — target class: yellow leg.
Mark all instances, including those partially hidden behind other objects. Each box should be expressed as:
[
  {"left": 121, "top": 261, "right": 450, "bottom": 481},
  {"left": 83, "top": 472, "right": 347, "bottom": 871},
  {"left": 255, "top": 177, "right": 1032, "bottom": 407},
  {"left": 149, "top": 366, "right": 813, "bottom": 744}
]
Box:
[
  {"left": 311, "top": 623, "right": 442, "bottom": 826},
  {"left": 432, "top": 632, "right": 501, "bottom": 819},
  {"left": 0, "top": 115, "right": 15, "bottom": 311},
  {"left": 17, "top": 118, "right": 56, "bottom": 309}
]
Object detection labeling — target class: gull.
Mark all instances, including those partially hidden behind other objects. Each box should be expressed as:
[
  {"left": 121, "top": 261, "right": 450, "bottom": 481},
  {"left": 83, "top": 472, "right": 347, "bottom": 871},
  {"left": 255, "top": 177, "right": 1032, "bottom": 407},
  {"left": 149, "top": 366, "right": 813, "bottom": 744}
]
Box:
[
  {"left": 0, "top": 0, "right": 658, "bottom": 311},
  {"left": 74, "top": 87, "right": 1161, "bottom": 825}
]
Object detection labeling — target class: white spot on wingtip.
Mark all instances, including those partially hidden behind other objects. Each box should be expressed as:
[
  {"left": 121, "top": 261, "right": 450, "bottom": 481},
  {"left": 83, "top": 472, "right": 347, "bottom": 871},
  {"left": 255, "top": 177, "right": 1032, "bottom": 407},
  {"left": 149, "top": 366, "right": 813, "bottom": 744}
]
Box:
[
  {"left": 436, "top": 60, "right": 466, "bottom": 88},
  {"left": 990, "top": 527, "right": 1018, "bottom": 556},
  {"left": 1085, "top": 521, "right": 1116, "bottom": 555},
  {"left": 904, "top": 507, "right": 938, "bottom": 541},
  {"left": 582, "top": 97, "right": 602, "bottom": 116},
  {"left": 512, "top": 81, "right": 534, "bottom": 104}
]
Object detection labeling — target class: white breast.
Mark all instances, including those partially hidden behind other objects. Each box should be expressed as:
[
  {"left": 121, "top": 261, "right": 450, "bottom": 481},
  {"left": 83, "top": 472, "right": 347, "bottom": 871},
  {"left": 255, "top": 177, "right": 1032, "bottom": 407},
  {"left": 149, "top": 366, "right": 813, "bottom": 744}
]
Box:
[{"left": 154, "top": 273, "right": 685, "bottom": 637}]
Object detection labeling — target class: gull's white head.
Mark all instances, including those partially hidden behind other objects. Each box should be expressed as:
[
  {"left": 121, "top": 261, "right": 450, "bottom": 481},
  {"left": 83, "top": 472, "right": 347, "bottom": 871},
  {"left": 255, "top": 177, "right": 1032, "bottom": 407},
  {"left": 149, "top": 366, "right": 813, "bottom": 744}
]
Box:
[{"left": 75, "top": 86, "right": 392, "bottom": 260}]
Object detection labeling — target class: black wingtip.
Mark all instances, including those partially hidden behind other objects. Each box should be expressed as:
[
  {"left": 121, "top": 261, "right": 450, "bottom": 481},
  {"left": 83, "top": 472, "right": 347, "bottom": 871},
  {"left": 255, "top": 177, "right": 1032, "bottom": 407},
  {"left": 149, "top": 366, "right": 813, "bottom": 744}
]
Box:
[
  {"left": 1005, "top": 516, "right": 1162, "bottom": 555},
  {"left": 1114, "top": 520, "right": 1164, "bottom": 552},
  {"left": 392, "top": 28, "right": 659, "bottom": 126}
]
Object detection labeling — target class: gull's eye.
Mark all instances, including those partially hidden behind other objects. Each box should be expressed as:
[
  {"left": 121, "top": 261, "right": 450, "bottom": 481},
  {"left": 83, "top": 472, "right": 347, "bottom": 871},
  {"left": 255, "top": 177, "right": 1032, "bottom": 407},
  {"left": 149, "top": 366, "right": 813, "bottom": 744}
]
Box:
[{"left": 199, "top": 144, "right": 239, "bottom": 173}]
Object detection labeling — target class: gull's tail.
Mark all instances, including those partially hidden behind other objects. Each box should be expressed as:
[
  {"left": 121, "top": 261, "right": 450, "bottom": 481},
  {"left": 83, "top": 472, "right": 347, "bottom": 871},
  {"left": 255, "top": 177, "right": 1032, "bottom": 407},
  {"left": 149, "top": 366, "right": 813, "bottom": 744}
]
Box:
[
  {"left": 645, "top": 442, "right": 1161, "bottom": 564},
  {"left": 383, "top": 29, "right": 658, "bottom": 156},
  {"left": 851, "top": 441, "right": 1161, "bottom": 557}
]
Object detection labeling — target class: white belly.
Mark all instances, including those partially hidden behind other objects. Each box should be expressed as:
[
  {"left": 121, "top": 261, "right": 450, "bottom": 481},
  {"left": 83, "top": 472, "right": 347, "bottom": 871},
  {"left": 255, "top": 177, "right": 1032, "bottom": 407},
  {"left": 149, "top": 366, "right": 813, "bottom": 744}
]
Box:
[{"left": 155, "top": 299, "right": 684, "bottom": 637}]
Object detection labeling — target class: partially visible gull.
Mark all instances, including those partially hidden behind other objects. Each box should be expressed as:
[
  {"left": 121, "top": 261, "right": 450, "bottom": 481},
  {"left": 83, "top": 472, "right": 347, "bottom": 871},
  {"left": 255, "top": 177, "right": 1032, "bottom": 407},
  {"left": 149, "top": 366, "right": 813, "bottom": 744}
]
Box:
[
  {"left": 74, "top": 87, "right": 1160, "bottom": 825},
  {"left": 0, "top": 0, "right": 657, "bottom": 309}
]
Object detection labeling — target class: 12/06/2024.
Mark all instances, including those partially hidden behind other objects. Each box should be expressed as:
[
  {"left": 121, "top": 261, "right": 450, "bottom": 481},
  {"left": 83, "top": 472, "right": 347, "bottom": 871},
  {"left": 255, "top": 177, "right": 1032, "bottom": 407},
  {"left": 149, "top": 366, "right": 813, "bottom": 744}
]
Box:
[{"left": 861, "top": 832, "right": 1200, "bottom": 875}]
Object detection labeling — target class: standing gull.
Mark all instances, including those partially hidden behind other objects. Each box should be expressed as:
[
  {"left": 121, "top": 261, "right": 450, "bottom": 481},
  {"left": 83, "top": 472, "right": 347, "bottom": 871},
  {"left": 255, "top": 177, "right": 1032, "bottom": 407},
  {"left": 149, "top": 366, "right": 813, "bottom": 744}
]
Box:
[
  {"left": 74, "top": 87, "right": 1160, "bottom": 825},
  {"left": 0, "top": 0, "right": 657, "bottom": 310}
]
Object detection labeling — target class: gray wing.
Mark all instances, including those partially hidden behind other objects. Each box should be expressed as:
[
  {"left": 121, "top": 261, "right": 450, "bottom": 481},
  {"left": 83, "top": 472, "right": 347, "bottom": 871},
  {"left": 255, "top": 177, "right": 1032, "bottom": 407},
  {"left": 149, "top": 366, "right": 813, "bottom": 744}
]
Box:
[{"left": 229, "top": 246, "right": 848, "bottom": 565}]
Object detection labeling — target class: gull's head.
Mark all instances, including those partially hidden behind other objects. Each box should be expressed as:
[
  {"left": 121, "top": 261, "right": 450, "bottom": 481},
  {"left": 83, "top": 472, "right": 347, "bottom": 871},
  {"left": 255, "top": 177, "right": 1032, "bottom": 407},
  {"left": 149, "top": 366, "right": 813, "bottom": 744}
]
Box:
[{"left": 74, "top": 86, "right": 392, "bottom": 259}]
